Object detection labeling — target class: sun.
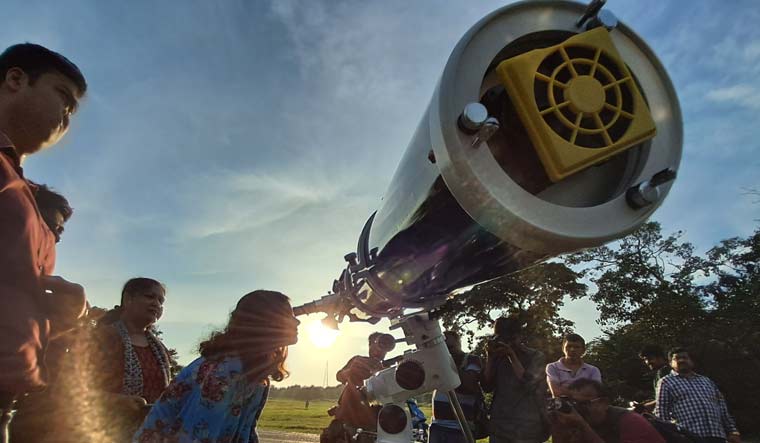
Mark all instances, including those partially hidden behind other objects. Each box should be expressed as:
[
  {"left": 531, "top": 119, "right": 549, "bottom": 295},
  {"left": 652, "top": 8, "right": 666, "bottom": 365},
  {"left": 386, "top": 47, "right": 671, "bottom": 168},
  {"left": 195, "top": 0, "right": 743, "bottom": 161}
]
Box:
[{"left": 307, "top": 319, "right": 339, "bottom": 348}]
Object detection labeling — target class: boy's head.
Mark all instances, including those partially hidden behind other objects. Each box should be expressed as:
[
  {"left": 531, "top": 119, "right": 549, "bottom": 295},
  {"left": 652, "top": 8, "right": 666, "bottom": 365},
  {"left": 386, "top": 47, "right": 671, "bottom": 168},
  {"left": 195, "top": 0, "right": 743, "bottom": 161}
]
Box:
[{"left": 0, "top": 43, "right": 86, "bottom": 155}]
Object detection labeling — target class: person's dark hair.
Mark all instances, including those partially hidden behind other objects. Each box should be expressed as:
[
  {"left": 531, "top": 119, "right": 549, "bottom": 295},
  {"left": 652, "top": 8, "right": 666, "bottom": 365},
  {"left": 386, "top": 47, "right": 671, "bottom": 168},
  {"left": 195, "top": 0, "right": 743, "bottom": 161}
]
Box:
[
  {"left": 120, "top": 277, "right": 165, "bottom": 305},
  {"left": 199, "top": 290, "right": 293, "bottom": 383},
  {"left": 0, "top": 43, "right": 86, "bottom": 95},
  {"left": 35, "top": 184, "right": 73, "bottom": 221},
  {"left": 563, "top": 333, "right": 586, "bottom": 348},
  {"left": 369, "top": 332, "right": 396, "bottom": 351},
  {"left": 97, "top": 277, "right": 165, "bottom": 326},
  {"left": 668, "top": 347, "right": 690, "bottom": 361},
  {"left": 493, "top": 315, "right": 525, "bottom": 339},
  {"left": 568, "top": 378, "right": 611, "bottom": 399},
  {"left": 639, "top": 344, "right": 666, "bottom": 360},
  {"left": 368, "top": 332, "right": 383, "bottom": 345}
]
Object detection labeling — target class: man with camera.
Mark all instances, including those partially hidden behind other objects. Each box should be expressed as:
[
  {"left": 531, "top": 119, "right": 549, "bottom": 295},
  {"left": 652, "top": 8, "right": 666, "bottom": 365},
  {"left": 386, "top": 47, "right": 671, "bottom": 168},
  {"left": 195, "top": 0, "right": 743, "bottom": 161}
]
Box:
[
  {"left": 320, "top": 332, "right": 396, "bottom": 443},
  {"left": 552, "top": 378, "right": 665, "bottom": 443},
  {"left": 482, "top": 316, "right": 548, "bottom": 443}
]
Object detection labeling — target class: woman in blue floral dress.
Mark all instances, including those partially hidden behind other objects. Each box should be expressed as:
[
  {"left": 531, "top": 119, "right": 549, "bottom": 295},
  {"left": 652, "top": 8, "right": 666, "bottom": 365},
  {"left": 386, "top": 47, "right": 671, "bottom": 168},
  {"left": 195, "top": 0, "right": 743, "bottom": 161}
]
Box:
[{"left": 133, "top": 290, "right": 300, "bottom": 443}]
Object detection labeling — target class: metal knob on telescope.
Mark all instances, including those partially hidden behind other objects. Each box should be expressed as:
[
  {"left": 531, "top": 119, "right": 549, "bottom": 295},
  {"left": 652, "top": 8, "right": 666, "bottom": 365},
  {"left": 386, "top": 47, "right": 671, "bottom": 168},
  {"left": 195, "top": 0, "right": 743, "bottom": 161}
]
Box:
[
  {"left": 458, "top": 103, "right": 489, "bottom": 134},
  {"left": 586, "top": 9, "right": 618, "bottom": 30}
]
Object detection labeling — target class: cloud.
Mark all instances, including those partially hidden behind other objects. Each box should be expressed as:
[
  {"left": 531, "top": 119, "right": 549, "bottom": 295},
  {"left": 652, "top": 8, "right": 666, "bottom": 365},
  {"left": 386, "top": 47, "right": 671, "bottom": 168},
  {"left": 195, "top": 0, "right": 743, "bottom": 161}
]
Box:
[
  {"left": 706, "top": 84, "right": 760, "bottom": 110},
  {"left": 174, "top": 152, "right": 364, "bottom": 240}
]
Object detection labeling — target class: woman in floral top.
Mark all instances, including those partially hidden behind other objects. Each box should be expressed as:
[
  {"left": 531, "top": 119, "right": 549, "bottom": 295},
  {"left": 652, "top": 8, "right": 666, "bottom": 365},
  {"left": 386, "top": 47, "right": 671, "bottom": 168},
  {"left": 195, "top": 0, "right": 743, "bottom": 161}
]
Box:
[{"left": 133, "top": 290, "right": 300, "bottom": 443}]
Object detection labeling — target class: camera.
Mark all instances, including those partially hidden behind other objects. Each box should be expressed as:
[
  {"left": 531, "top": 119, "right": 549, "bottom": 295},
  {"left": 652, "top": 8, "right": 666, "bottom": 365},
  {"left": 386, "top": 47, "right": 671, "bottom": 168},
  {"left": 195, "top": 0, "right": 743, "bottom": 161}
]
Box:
[
  {"left": 547, "top": 397, "right": 575, "bottom": 414},
  {"left": 486, "top": 334, "right": 513, "bottom": 353}
]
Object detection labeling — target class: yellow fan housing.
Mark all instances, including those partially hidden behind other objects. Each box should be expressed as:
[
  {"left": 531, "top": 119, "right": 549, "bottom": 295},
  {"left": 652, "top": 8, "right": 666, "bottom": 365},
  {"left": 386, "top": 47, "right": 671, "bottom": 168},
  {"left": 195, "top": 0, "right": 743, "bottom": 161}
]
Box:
[{"left": 496, "top": 27, "right": 656, "bottom": 182}]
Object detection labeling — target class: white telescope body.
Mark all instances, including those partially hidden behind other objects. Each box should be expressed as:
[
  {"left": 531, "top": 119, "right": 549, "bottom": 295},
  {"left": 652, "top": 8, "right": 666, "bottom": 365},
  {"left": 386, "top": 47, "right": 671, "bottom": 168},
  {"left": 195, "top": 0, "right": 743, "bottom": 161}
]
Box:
[
  {"left": 294, "top": 2, "right": 685, "bottom": 442},
  {"left": 347, "top": 0, "right": 682, "bottom": 318}
]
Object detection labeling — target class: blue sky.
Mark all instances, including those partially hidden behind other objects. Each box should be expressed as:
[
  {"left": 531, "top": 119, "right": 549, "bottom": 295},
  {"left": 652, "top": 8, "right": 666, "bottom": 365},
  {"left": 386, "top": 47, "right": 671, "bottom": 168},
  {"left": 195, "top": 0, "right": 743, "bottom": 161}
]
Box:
[{"left": 4, "top": 0, "right": 758, "bottom": 387}]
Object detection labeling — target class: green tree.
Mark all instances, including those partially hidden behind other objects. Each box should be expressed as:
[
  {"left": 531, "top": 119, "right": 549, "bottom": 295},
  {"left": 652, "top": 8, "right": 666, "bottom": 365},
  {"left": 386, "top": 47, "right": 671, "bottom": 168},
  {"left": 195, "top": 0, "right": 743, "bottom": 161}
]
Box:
[
  {"left": 567, "top": 222, "right": 708, "bottom": 342},
  {"left": 437, "top": 261, "right": 586, "bottom": 358}
]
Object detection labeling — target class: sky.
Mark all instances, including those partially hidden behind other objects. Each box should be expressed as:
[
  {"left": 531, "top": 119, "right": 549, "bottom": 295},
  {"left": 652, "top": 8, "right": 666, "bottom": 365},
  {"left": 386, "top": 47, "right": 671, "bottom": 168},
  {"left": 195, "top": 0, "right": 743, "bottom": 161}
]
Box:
[{"left": 4, "top": 0, "right": 758, "bottom": 387}]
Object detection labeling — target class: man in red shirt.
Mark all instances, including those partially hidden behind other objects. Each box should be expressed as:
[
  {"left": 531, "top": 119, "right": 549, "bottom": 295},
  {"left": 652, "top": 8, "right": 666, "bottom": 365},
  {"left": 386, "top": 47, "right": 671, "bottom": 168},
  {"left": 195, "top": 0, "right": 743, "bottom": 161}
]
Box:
[
  {"left": 0, "top": 43, "right": 88, "bottom": 442},
  {"left": 553, "top": 378, "right": 665, "bottom": 443}
]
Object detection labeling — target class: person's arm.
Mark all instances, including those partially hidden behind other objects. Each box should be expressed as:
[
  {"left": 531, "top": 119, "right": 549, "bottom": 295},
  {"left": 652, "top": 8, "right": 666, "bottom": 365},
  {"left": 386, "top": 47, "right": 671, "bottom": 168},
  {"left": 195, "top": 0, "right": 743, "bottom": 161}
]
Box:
[
  {"left": 336, "top": 357, "right": 355, "bottom": 384},
  {"left": 653, "top": 378, "right": 671, "bottom": 420},
  {"left": 517, "top": 347, "right": 545, "bottom": 387},
  {"left": 41, "top": 275, "right": 87, "bottom": 339},
  {"left": 0, "top": 159, "right": 52, "bottom": 392},
  {"left": 546, "top": 363, "right": 565, "bottom": 397},
  {"left": 336, "top": 357, "right": 374, "bottom": 386},
  {"left": 618, "top": 411, "right": 665, "bottom": 443},
  {"left": 482, "top": 345, "right": 508, "bottom": 392},
  {"left": 591, "top": 365, "right": 602, "bottom": 383},
  {"left": 641, "top": 400, "right": 656, "bottom": 411},
  {"left": 504, "top": 344, "right": 526, "bottom": 381},
  {"left": 714, "top": 383, "right": 740, "bottom": 442}
]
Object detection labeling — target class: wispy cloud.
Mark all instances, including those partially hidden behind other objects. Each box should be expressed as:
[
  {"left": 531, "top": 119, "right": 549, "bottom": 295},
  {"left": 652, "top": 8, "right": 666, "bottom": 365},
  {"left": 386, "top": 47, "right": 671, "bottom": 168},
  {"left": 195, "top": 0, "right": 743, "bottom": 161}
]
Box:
[
  {"left": 177, "top": 166, "right": 348, "bottom": 240},
  {"left": 706, "top": 84, "right": 760, "bottom": 110}
]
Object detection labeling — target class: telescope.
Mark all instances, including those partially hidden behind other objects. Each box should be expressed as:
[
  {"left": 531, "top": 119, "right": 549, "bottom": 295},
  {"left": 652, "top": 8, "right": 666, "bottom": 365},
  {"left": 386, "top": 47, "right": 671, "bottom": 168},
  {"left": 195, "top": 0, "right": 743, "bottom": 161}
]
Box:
[{"left": 293, "top": 1, "right": 681, "bottom": 441}]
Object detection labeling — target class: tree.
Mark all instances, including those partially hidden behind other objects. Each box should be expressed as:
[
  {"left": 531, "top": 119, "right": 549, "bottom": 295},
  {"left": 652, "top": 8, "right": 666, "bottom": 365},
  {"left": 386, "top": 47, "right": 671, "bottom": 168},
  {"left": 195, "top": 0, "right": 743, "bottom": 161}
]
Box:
[{"left": 437, "top": 261, "right": 586, "bottom": 358}]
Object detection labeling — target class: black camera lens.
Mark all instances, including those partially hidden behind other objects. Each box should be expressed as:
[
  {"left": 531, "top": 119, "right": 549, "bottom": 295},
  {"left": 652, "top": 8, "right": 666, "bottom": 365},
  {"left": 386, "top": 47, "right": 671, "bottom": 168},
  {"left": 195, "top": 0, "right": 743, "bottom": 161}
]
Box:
[{"left": 548, "top": 397, "right": 574, "bottom": 414}]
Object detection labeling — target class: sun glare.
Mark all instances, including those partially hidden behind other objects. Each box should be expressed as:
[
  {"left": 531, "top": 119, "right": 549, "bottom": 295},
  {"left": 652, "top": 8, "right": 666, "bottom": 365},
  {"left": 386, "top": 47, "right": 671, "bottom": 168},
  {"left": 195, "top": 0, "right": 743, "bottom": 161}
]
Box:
[{"left": 307, "top": 319, "right": 339, "bottom": 348}]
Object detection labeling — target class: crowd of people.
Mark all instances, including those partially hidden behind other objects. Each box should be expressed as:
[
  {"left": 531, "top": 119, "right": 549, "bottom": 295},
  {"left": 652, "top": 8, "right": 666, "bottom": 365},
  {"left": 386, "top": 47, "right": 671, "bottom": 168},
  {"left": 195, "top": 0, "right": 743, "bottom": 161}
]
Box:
[
  {"left": 430, "top": 321, "right": 741, "bottom": 443},
  {"left": 0, "top": 43, "right": 303, "bottom": 443},
  {"left": 320, "top": 318, "right": 742, "bottom": 443},
  {"left": 0, "top": 42, "right": 745, "bottom": 443}
]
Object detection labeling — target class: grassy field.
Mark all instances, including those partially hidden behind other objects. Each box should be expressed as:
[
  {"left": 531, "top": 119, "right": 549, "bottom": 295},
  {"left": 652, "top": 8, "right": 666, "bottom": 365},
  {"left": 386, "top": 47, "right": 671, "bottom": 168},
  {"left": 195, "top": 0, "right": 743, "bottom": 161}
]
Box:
[
  {"left": 259, "top": 399, "right": 483, "bottom": 443},
  {"left": 259, "top": 399, "right": 433, "bottom": 435},
  {"left": 258, "top": 399, "right": 760, "bottom": 443},
  {"left": 258, "top": 399, "right": 339, "bottom": 435}
]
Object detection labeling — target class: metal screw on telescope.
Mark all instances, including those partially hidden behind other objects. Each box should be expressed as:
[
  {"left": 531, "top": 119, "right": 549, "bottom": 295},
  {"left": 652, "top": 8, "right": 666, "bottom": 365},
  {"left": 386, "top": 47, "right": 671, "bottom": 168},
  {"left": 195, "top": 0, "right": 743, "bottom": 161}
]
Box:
[
  {"left": 458, "top": 103, "right": 489, "bottom": 134},
  {"left": 626, "top": 168, "right": 677, "bottom": 209},
  {"left": 586, "top": 9, "right": 618, "bottom": 30},
  {"left": 458, "top": 102, "right": 500, "bottom": 148}
]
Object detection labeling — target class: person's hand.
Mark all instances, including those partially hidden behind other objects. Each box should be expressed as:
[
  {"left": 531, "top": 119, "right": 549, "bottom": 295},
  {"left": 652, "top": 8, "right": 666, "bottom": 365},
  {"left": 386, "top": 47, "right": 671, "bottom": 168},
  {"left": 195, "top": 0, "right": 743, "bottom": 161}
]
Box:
[
  {"left": 486, "top": 340, "right": 509, "bottom": 358},
  {"left": 728, "top": 432, "right": 741, "bottom": 443},
  {"left": 346, "top": 358, "right": 376, "bottom": 382},
  {"left": 631, "top": 401, "right": 647, "bottom": 413},
  {"left": 555, "top": 407, "right": 585, "bottom": 427},
  {"left": 40, "top": 275, "right": 87, "bottom": 326},
  {"left": 501, "top": 343, "right": 517, "bottom": 358}
]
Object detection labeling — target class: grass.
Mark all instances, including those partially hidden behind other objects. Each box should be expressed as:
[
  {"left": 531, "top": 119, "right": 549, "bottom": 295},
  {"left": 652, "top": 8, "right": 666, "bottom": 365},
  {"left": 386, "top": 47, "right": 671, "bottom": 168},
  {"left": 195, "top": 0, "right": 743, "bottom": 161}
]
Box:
[
  {"left": 258, "top": 399, "right": 433, "bottom": 435},
  {"left": 259, "top": 399, "right": 492, "bottom": 442},
  {"left": 258, "top": 399, "right": 340, "bottom": 435}
]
